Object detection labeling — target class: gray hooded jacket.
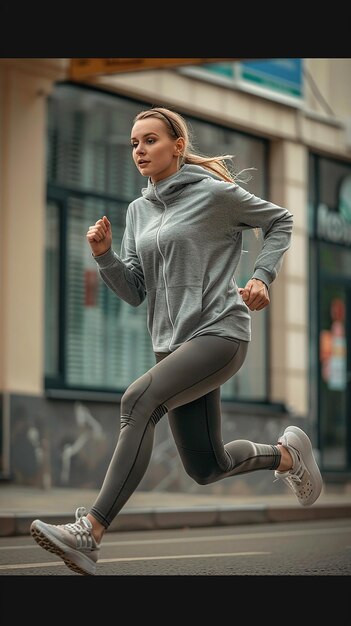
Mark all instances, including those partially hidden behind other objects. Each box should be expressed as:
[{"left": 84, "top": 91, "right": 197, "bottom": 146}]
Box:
[{"left": 94, "top": 164, "right": 293, "bottom": 352}]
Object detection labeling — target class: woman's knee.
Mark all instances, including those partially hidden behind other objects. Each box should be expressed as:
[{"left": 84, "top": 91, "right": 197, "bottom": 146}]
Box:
[
  {"left": 187, "top": 469, "right": 218, "bottom": 485},
  {"left": 120, "top": 372, "right": 152, "bottom": 414},
  {"left": 190, "top": 472, "right": 214, "bottom": 485},
  {"left": 120, "top": 372, "right": 167, "bottom": 429},
  {"left": 181, "top": 455, "right": 219, "bottom": 485}
]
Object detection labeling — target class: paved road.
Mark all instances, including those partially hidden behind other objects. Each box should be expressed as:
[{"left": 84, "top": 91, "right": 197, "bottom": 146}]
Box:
[{"left": 1, "top": 518, "right": 351, "bottom": 576}]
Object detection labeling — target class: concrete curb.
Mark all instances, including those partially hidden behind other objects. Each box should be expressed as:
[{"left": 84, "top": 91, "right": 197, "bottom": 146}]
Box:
[{"left": 2, "top": 501, "right": 351, "bottom": 536}]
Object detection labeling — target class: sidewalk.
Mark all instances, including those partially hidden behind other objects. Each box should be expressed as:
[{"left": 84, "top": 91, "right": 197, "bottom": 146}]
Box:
[{"left": 1, "top": 482, "right": 351, "bottom": 536}]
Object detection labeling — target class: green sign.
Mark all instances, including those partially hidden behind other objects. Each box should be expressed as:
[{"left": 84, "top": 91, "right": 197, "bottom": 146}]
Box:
[{"left": 202, "top": 58, "right": 303, "bottom": 101}]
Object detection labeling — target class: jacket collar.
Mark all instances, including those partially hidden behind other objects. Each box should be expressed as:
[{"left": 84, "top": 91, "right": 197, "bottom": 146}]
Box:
[{"left": 141, "top": 164, "right": 221, "bottom": 203}]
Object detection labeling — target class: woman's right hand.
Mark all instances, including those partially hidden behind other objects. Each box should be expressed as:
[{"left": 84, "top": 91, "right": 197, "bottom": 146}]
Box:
[{"left": 86, "top": 215, "right": 112, "bottom": 257}]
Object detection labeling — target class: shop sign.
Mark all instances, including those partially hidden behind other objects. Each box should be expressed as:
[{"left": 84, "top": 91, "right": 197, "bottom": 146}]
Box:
[{"left": 317, "top": 174, "right": 351, "bottom": 246}]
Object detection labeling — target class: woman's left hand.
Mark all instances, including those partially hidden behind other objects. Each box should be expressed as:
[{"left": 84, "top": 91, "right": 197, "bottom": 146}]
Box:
[{"left": 238, "top": 278, "right": 270, "bottom": 311}]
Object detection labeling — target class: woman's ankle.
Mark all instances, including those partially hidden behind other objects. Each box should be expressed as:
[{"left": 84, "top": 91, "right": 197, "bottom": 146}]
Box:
[
  {"left": 87, "top": 513, "right": 105, "bottom": 543},
  {"left": 276, "top": 444, "right": 293, "bottom": 472}
]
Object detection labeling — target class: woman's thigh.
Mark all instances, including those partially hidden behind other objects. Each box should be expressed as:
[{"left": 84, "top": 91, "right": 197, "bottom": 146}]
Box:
[
  {"left": 153, "top": 335, "right": 248, "bottom": 411},
  {"left": 154, "top": 336, "right": 248, "bottom": 478}
]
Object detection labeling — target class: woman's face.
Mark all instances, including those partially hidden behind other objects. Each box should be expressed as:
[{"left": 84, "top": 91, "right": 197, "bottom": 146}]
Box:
[{"left": 131, "top": 117, "right": 183, "bottom": 183}]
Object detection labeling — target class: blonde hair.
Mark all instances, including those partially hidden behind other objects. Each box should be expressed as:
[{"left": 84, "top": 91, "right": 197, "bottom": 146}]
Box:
[{"left": 133, "top": 106, "right": 253, "bottom": 184}]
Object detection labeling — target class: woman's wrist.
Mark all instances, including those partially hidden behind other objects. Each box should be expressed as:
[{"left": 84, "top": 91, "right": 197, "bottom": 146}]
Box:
[{"left": 251, "top": 277, "right": 269, "bottom": 290}]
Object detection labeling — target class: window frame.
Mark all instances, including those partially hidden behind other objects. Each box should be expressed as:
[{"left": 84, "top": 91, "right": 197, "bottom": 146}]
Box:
[{"left": 45, "top": 83, "right": 271, "bottom": 404}]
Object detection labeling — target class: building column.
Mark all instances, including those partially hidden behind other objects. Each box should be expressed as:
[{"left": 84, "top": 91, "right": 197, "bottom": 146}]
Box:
[
  {"left": 269, "top": 140, "right": 309, "bottom": 417},
  {"left": 0, "top": 61, "right": 63, "bottom": 395}
]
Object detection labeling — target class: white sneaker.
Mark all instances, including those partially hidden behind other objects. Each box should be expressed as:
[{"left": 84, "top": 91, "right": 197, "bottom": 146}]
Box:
[
  {"left": 274, "top": 425, "right": 323, "bottom": 506},
  {"left": 30, "top": 506, "right": 100, "bottom": 575}
]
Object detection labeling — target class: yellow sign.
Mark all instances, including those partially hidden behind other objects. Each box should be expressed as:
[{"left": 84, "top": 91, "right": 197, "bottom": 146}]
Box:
[{"left": 69, "top": 58, "right": 235, "bottom": 80}]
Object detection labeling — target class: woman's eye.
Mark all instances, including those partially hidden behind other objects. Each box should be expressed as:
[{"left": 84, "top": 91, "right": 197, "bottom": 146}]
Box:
[{"left": 131, "top": 138, "right": 155, "bottom": 149}]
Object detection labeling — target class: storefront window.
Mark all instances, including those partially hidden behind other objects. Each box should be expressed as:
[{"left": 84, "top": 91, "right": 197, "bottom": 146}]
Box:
[
  {"left": 309, "top": 153, "right": 351, "bottom": 471},
  {"left": 45, "top": 84, "right": 268, "bottom": 400}
]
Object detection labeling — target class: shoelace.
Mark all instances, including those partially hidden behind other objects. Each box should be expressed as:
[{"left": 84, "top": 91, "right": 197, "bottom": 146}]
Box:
[
  {"left": 274, "top": 444, "right": 304, "bottom": 485},
  {"left": 277, "top": 470, "right": 302, "bottom": 485},
  {"left": 65, "top": 507, "right": 91, "bottom": 535}
]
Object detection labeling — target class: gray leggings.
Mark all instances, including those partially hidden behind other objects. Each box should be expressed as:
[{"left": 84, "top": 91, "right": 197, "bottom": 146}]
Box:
[{"left": 90, "top": 335, "right": 281, "bottom": 528}]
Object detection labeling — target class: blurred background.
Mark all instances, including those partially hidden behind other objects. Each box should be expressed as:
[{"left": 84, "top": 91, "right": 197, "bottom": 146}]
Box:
[{"left": 0, "top": 57, "right": 350, "bottom": 497}]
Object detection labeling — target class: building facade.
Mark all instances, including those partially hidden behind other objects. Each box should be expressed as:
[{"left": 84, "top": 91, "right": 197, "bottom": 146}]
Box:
[{"left": 1, "top": 58, "right": 350, "bottom": 495}]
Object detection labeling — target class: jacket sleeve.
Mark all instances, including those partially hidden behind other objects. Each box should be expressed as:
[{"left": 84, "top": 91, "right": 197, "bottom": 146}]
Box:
[
  {"left": 225, "top": 183, "right": 293, "bottom": 288},
  {"left": 93, "top": 207, "right": 146, "bottom": 307}
]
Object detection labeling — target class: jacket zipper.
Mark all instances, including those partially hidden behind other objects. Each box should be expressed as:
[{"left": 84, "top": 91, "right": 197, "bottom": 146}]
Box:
[{"left": 153, "top": 184, "right": 175, "bottom": 350}]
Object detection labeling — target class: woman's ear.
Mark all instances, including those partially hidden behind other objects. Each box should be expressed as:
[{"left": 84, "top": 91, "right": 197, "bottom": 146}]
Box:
[{"left": 174, "top": 137, "right": 185, "bottom": 156}]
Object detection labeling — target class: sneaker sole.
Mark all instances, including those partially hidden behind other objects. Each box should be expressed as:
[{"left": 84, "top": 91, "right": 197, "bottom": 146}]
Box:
[
  {"left": 279, "top": 425, "right": 323, "bottom": 506},
  {"left": 30, "top": 521, "right": 96, "bottom": 575}
]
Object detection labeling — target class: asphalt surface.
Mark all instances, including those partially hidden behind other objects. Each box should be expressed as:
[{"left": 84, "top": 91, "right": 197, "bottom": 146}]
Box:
[{"left": 1, "top": 482, "right": 351, "bottom": 536}]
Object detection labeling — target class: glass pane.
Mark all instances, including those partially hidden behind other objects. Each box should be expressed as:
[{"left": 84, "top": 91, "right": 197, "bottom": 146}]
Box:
[
  {"left": 65, "top": 196, "right": 154, "bottom": 389},
  {"left": 44, "top": 202, "right": 60, "bottom": 377},
  {"left": 319, "top": 283, "right": 347, "bottom": 469},
  {"left": 47, "top": 86, "right": 144, "bottom": 199},
  {"left": 320, "top": 244, "right": 351, "bottom": 280}
]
